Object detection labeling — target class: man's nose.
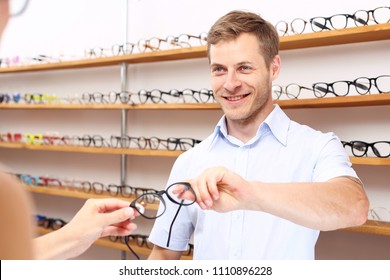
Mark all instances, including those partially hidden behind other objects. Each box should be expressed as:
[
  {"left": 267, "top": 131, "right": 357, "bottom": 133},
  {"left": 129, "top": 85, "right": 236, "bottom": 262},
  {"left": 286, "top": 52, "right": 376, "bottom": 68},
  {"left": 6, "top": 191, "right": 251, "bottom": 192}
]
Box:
[{"left": 223, "top": 71, "right": 241, "bottom": 92}]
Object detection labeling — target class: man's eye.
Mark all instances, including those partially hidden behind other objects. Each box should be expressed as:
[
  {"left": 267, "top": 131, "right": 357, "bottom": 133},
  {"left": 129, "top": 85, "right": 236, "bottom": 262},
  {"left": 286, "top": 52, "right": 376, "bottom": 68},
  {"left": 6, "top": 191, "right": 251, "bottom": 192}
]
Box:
[
  {"left": 240, "top": 65, "right": 251, "bottom": 71},
  {"left": 211, "top": 67, "right": 225, "bottom": 75}
]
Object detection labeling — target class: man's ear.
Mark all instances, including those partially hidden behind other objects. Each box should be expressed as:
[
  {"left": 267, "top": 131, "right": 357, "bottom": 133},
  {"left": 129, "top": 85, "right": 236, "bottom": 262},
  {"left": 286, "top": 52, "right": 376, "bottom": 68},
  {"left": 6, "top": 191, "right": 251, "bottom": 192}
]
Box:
[{"left": 271, "top": 55, "right": 281, "bottom": 80}]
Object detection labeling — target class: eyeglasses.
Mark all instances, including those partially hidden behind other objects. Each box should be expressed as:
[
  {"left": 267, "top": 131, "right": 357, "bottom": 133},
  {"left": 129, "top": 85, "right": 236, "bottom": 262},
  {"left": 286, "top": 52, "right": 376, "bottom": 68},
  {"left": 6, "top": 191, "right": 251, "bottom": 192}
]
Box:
[
  {"left": 106, "top": 184, "right": 137, "bottom": 198},
  {"left": 352, "top": 75, "right": 390, "bottom": 94},
  {"left": 129, "top": 182, "right": 196, "bottom": 256},
  {"left": 169, "top": 89, "right": 215, "bottom": 103},
  {"left": 112, "top": 43, "right": 136, "bottom": 56},
  {"left": 24, "top": 133, "right": 43, "bottom": 145},
  {"left": 353, "top": 7, "right": 390, "bottom": 26},
  {"left": 166, "top": 137, "right": 201, "bottom": 151},
  {"left": 138, "top": 88, "right": 214, "bottom": 104},
  {"left": 313, "top": 75, "right": 390, "bottom": 98},
  {"left": 137, "top": 89, "right": 172, "bottom": 104},
  {"left": 35, "top": 215, "right": 67, "bottom": 230},
  {"left": 137, "top": 37, "right": 175, "bottom": 52},
  {"left": 342, "top": 140, "right": 390, "bottom": 158},
  {"left": 18, "top": 174, "right": 40, "bottom": 186},
  {"left": 128, "top": 136, "right": 169, "bottom": 150},
  {"left": 84, "top": 47, "right": 112, "bottom": 58},
  {"left": 80, "top": 135, "right": 110, "bottom": 148},
  {"left": 81, "top": 181, "right": 106, "bottom": 194},
  {"left": 81, "top": 92, "right": 109, "bottom": 104},
  {"left": 272, "top": 83, "right": 313, "bottom": 100},
  {"left": 166, "top": 32, "right": 208, "bottom": 48},
  {"left": 0, "top": 132, "right": 23, "bottom": 143},
  {"left": 275, "top": 18, "right": 308, "bottom": 36},
  {"left": 42, "top": 134, "right": 69, "bottom": 146},
  {"left": 108, "top": 91, "right": 136, "bottom": 104},
  {"left": 310, "top": 13, "right": 356, "bottom": 32},
  {"left": 24, "top": 93, "right": 60, "bottom": 104},
  {"left": 0, "top": 93, "right": 22, "bottom": 104},
  {"left": 38, "top": 176, "right": 62, "bottom": 187},
  {"left": 313, "top": 80, "right": 363, "bottom": 98}
]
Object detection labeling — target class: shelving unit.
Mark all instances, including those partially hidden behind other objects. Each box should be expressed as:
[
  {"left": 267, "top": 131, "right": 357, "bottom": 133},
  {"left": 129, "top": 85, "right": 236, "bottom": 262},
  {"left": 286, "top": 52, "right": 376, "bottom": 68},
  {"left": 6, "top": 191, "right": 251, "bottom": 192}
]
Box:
[
  {"left": 2, "top": 22, "right": 390, "bottom": 257},
  {"left": 0, "top": 24, "right": 388, "bottom": 74},
  {"left": 1, "top": 142, "right": 389, "bottom": 165}
]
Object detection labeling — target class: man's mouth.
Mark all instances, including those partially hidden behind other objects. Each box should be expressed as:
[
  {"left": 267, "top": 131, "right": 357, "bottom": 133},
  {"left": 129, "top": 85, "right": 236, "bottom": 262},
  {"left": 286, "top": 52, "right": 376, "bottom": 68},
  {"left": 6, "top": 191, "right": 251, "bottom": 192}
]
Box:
[{"left": 224, "top": 94, "right": 249, "bottom": 102}]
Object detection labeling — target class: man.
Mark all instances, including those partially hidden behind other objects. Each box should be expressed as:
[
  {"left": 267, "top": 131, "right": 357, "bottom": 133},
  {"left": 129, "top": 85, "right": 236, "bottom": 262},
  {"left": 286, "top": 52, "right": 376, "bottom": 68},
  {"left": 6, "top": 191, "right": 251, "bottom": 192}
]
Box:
[{"left": 147, "top": 10, "right": 369, "bottom": 260}]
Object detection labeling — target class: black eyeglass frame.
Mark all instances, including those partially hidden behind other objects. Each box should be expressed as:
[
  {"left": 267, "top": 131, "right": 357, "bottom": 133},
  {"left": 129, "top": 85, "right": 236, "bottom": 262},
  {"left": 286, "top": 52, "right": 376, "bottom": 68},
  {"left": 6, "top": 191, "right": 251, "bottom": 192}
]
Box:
[{"left": 129, "top": 182, "right": 196, "bottom": 252}]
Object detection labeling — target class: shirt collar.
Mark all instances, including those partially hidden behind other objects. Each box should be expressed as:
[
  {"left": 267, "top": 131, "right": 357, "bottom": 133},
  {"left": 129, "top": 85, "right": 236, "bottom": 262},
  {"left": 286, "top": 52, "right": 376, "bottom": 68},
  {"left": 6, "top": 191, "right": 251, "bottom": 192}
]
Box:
[{"left": 208, "top": 105, "right": 290, "bottom": 150}]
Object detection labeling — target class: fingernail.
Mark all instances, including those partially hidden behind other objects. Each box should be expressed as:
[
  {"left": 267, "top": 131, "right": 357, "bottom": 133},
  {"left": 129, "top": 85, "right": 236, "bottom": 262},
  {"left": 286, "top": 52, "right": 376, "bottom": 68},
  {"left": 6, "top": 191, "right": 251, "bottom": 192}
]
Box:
[{"left": 124, "top": 207, "right": 132, "bottom": 217}]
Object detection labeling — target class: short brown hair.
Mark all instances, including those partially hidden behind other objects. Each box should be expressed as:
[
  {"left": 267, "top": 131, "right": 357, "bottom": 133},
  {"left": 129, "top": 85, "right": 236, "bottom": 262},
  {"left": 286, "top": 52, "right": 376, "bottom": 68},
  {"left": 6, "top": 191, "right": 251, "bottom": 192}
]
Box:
[{"left": 207, "top": 10, "right": 279, "bottom": 66}]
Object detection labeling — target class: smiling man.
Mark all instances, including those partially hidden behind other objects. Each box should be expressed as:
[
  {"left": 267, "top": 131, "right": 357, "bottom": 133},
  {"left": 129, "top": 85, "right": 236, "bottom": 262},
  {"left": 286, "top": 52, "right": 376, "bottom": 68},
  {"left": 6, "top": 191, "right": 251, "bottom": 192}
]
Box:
[{"left": 147, "top": 10, "right": 368, "bottom": 260}]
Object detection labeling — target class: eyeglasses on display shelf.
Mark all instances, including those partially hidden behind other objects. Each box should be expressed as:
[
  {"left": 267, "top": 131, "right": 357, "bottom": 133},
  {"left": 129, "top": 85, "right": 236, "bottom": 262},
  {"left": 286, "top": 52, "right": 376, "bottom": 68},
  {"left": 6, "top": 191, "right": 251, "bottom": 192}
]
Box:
[
  {"left": 111, "top": 42, "right": 136, "bottom": 56},
  {"left": 38, "top": 176, "right": 62, "bottom": 188},
  {"left": 166, "top": 137, "right": 201, "bottom": 151},
  {"left": 341, "top": 140, "right": 390, "bottom": 158},
  {"left": 352, "top": 75, "right": 390, "bottom": 94},
  {"left": 310, "top": 13, "right": 357, "bottom": 32},
  {"left": 17, "top": 174, "right": 40, "bottom": 187},
  {"left": 35, "top": 215, "right": 67, "bottom": 230},
  {"left": 137, "top": 37, "right": 173, "bottom": 52},
  {"left": 108, "top": 91, "right": 136, "bottom": 104},
  {"left": 0, "top": 93, "right": 22, "bottom": 103},
  {"left": 106, "top": 184, "right": 137, "bottom": 198},
  {"left": 110, "top": 135, "right": 202, "bottom": 151},
  {"left": 126, "top": 182, "right": 196, "bottom": 259},
  {"left": 166, "top": 32, "right": 208, "bottom": 48},
  {"left": 312, "top": 75, "right": 390, "bottom": 98},
  {"left": 0, "top": 132, "right": 23, "bottom": 143},
  {"left": 24, "top": 93, "right": 60, "bottom": 104},
  {"left": 275, "top": 18, "right": 308, "bottom": 36},
  {"left": 272, "top": 83, "right": 314, "bottom": 100},
  {"left": 169, "top": 88, "right": 210, "bottom": 103},
  {"left": 79, "top": 135, "right": 110, "bottom": 148},
  {"left": 353, "top": 7, "right": 390, "bottom": 26},
  {"left": 24, "top": 133, "right": 43, "bottom": 145},
  {"left": 81, "top": 181, "right": 106, "bottom": 195},
  {"left": 84, "top": 47, "right": 112, "bottom": 58},
  {"left": 130, "top": 136, "right": 169, "bottom": 150},
  {"left": 137, "top": 89, "right": 171, "bottom": 104},
  {"left": 81, "top": 92, "right": 109, "bottom": 104}
]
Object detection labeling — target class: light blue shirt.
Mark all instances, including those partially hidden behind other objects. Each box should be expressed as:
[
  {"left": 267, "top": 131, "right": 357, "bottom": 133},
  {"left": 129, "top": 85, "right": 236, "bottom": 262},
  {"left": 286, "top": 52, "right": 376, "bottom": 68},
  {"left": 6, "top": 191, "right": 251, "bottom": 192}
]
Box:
[{"left": 149, "top": 105, "right": 358, "bottom": 259}]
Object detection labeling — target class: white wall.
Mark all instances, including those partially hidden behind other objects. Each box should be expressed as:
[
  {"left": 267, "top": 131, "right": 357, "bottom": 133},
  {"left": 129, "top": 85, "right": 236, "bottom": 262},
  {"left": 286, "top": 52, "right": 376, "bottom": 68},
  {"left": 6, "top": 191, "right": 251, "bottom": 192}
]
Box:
[{"left": 0, "top": 0, "right": 389, "bottom": 259}]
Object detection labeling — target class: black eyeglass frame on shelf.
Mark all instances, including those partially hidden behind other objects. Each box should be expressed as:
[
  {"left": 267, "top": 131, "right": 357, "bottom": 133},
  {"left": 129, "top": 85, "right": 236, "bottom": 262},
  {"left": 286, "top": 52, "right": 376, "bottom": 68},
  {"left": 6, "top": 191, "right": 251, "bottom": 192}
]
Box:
[
  {"left": 342, "top": 140, "right": 390, "bottom": 158},
  {"left": 309, "top": 13, "right": 357, "bottom": 32}
]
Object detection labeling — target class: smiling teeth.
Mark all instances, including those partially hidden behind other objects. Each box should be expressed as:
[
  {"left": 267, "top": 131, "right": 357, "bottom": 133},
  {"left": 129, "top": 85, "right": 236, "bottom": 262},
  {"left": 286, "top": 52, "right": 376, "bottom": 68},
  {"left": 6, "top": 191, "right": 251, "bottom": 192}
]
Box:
[{"left": 227, "top": 96, "right": 243, "bottom": 101}]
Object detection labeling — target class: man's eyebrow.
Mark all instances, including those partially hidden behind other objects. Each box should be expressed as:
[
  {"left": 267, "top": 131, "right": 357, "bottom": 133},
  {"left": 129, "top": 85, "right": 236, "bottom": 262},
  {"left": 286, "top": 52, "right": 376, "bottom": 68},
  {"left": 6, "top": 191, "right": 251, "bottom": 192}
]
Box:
[
  {"left": 210, "top": 62, "right": 224, "bottom": 68},
  {"left": 210, "top": 61, "right": 253, "bottom": 68}
]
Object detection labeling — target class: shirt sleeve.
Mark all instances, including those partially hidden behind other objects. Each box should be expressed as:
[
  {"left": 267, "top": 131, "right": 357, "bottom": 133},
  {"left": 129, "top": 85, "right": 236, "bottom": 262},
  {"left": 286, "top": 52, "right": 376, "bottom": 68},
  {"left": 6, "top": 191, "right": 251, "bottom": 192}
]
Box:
[{"left": 312, "top": 132, "right": 359, "bottom": 183}]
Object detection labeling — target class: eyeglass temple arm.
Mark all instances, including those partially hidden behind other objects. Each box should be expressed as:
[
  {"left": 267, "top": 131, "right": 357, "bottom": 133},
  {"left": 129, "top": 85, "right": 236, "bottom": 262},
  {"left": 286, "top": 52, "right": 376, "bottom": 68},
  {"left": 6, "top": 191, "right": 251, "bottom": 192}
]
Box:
[
  {"left": 166, "top": 203, "right": 184, "bottom": 247},
  {"left": 125, "top": 235, "right": 140, "bottom": 260}
]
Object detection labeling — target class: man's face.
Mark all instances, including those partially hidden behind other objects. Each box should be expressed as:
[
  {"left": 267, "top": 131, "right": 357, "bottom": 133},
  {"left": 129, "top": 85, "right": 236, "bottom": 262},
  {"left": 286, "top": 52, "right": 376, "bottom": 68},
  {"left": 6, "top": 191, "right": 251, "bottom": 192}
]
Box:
[{"left": 209, "top": 33, "right": 280, "bottom": 124}]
